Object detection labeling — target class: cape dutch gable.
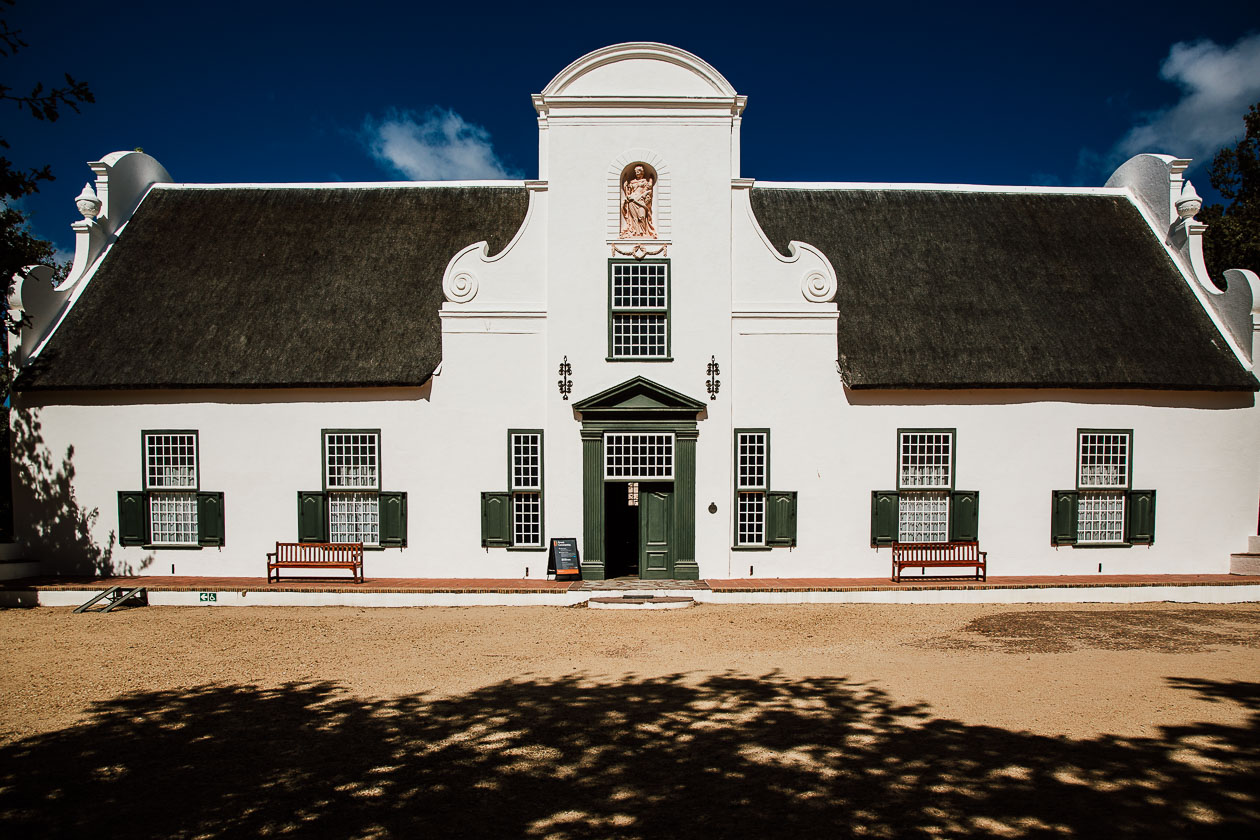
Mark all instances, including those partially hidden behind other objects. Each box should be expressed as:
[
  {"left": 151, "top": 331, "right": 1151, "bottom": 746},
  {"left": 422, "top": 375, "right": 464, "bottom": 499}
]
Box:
[{"left": 6, "top": 42, "right": 1259, "bottom": 581}]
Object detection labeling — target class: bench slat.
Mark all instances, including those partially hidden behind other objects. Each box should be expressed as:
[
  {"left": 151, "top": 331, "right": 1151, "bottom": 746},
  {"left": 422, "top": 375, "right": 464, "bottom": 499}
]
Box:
[
  {"left": 891, "top": 541, "right": 986, "bottom": 583},
  {"left": 268, "top": 542, "right": 365, "bottom": 584}
]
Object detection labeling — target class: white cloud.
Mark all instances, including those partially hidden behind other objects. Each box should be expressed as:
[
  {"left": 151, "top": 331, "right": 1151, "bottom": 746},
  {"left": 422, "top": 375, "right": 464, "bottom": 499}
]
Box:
[
  {"left": 1115, "top": 33, "right": 1260, "bottom": 165},
  {"left": 363, "top": 108, "right": 519, "bottom": 180}
]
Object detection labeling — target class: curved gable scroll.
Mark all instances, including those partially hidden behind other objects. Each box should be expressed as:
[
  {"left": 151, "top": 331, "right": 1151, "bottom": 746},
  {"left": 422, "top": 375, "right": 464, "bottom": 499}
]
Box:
[{"left": 543, "top": 42, "right": 737, "bottom": 99}]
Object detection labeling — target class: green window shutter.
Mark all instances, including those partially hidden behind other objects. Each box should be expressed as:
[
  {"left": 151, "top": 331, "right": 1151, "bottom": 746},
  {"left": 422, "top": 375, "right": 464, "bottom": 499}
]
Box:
[
  {"left": 1126, "top": 490, "right": 1156, "bottom": 545},
  {"left": 297, "top": 491, "right": 327, "bottom": 543},
  {"left": 1051, "top": 490, "right": 1079, "bottom": 545},
  {"left": 197, "top": 492, "right": 225, "bottom": 547},
  {"left": 481, "top": 491, "right": 511, "bottom": 547},
  {"left": 766, "top": 491, "right": 797, "bottom": 547},
  {"left": 871, "top": 491, "right": 899, "bottom": 546},
  {"left": 949, "top": 491, "right": 979, "bottom": 541},
  {"left": 118, "top": 491, "right": 148, "bottom": 546},
  {"left": 379, "top": 492, "right": 407, "bottom": 547}
]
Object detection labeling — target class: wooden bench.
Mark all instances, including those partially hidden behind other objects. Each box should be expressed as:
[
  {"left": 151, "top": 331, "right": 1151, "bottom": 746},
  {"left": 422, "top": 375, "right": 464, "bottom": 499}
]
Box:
[
  {"left": 267, "top": 542, "right": 365, "bottom": 583},
  {"left": 891, "top": 541, "right": 986, "bottom": 582}
]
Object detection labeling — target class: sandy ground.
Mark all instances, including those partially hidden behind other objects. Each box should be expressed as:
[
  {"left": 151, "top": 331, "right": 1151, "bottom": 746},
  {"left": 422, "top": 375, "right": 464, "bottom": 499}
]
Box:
[{"left": 1, "top": 601, "right": 1257, "bottom": 838}]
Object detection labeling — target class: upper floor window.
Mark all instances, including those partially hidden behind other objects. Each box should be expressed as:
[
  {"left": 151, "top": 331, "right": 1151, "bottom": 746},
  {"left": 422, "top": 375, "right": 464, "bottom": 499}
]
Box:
[{"left": 608, "top": 260, "right": 670, "bottom": 360}]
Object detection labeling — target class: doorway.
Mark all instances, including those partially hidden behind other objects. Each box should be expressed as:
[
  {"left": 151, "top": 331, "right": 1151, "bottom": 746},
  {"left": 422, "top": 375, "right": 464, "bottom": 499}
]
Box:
[{"left": 604, "top": 481, "right": 674, "bottom": 579}]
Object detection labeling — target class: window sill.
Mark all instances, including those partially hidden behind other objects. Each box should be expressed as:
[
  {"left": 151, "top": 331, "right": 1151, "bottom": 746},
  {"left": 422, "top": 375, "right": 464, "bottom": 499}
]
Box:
[
  {"left": 606, "top": 357, "right": 673, "bottom": 363},
  {"left": 731, "top": 545, "right": 772, "bottom": 552},
  {"left": 141, "top": 544, "right": 205, "bottom": 551},
  {"left": 507, "top": 546, "right": 547, "bottom": 552},
  {"left": 1071, "top": 542, "right": 1134, "bottom": 549}
]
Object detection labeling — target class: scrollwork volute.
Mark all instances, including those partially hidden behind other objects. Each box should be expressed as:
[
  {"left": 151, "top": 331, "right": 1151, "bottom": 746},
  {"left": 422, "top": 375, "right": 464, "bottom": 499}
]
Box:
[
  {"left": 444, "top": 271, "right": 479, "bottom": 303},
  {"left": 801, "top": 269, "right": 835, "bottom": 303}
]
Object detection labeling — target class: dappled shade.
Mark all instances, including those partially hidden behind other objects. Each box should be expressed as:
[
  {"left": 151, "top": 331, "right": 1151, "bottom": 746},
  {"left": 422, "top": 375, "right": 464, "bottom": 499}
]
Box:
[{"left": 1, "top": 672, "right": 1255, "bottom": 837}]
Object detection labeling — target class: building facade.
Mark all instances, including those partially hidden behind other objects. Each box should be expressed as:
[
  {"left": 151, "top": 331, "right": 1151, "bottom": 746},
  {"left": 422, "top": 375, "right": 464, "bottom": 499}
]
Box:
[{"left": 8, "top": 43, "right": 1259, "bottom": 581}]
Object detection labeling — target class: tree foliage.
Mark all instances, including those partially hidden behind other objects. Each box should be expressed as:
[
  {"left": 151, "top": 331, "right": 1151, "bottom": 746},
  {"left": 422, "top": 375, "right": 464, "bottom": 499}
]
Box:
[
  {"left": 0, "top": 0, "right": 94, "bottom": 286},
  {"left": 1201, "top": 102, "right": 1260, "bottom": 282}
]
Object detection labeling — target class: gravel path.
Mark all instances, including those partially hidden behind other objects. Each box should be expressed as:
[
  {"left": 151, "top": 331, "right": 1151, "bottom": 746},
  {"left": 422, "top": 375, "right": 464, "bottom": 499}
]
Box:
[{"left": 2, "top": 602, "right": 1257, "bottom": 837}]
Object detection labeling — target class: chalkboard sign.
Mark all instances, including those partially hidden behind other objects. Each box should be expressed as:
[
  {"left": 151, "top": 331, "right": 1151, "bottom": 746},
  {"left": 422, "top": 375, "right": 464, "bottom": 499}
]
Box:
[{"left": 549, "top": 538, "right": 581, "bottom": 579}]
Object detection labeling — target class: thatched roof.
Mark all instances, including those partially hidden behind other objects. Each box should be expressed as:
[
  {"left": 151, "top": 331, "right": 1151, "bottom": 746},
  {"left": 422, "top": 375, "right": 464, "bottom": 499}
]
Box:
[
  {"left": 17, "top": 185, "right": 529, "bottom": 391},
  {"left": 751, "top": 187, "right": 1257, "bottom": 391}
]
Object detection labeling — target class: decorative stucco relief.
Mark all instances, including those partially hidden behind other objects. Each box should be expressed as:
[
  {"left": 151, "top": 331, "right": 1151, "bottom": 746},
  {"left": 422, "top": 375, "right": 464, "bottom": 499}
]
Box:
[
  {"left": 444, "top": 270, "right": 479, "bottom": 303},
  {"left": 607, "top": 151, "right": 670, "bottom": 241},
  {"left": 620, "top": 163, "right": 657, "bottom": 238},
  {"left": 801, "top": 269, "right": 836, "bottom": 303}
]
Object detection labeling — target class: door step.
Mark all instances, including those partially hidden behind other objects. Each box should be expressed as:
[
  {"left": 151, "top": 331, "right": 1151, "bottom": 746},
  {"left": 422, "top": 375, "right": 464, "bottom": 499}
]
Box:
[{"left": 587, "top": 594, "right": 695, "bottom": 610}]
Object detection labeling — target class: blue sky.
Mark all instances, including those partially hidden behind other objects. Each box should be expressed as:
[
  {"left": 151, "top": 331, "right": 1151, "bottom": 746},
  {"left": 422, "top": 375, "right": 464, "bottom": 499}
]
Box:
[{"left": 5, "top": 0, "right": 1259, "bottom": 257}]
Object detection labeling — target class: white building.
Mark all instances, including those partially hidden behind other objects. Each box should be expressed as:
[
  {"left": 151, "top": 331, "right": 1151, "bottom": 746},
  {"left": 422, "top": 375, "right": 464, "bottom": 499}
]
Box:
[{"left": 7, "top": 43, "right": 1259, "bottom": 581}]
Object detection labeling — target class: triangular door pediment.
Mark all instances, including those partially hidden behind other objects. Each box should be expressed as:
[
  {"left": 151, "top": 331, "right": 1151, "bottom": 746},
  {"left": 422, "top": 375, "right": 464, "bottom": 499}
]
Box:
[{"left": 573, "top": 376, "right": 706, "bottom": 416}]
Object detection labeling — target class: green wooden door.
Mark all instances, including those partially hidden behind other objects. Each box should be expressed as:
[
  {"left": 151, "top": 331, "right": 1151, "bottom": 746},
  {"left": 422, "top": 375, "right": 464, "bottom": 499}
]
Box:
[{"left": 639, "top": 484, "right": 674, "bottom": 580}]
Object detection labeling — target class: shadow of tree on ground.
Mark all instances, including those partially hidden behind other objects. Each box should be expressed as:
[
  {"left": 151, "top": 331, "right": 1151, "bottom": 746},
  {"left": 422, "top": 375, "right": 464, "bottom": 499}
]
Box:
[
  {"left": 9, "top": 407, "right": 147, "bottom": 576},
  {"left": 1, "top": 672, "right": 1255, "bottom": 838}
]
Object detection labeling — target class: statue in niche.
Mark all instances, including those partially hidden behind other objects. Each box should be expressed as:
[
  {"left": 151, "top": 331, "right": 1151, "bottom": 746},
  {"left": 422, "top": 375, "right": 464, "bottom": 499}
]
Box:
[{"left": 620, "top": 164, "right": 657, "bottom": 239}]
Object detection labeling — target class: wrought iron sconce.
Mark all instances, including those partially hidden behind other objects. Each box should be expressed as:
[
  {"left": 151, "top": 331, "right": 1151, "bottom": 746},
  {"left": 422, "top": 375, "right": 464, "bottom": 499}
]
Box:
[
  {"left": 706, "top": 355, "right": 720, "bottom": 400},
  {"left": 558, "top": 356, "right": 573, "bottom": 400}
]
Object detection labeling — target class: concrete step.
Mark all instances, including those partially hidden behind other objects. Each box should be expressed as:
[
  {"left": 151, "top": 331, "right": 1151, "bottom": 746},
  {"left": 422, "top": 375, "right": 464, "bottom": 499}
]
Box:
[
  {"left": 587, "top": 594, "right": 695, "bottom": 610},
  {"left": 1230, "top": 553, "right": 1260, "bottom": 575}
]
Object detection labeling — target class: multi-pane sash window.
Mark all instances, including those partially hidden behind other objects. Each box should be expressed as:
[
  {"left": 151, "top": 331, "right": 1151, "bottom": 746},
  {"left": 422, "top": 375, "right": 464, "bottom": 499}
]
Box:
[
  {"left": 899, "top": 431, "right": 952, "bottom": 488},
  {"left": 1078, "top": 432, "right": 1129, "bottom": 489},
  {"left": 609, "top": 260, "right": 669, "bottom": 358},
  {"left": 144, "top": 432, "right": 199, "bottom": 545},
  {"left": 898, "top": 492, "right": 950, "bottom": 542},
  {"left": 1077, "top": 431, "right": 1130, "bottom": 544},
  {"left": 325, "top": 432, "right": 379, "bottom": 490},
  {"left": 150, "top": 492, "right": 198, "bottom": 545},
  {"left": 736, "top": 431, "right": 768, "bottom": 546},
  {"left": 605, "top": 433, "right": 674, "bottom": 479},
  {"left": 324, "top": 431, "right": 380, "bottom": 545},
  {"left": 897, "top": 430, "right": 955, "bottom": 543},
  {"left": 511, "top": 431, "right": 543, "bottom": 547},
  {"left": 145, "top": 433, "right": 198, "bottom": 490},
  {"left": 328, "top": 492, "right": 379, "bottom": 544}
]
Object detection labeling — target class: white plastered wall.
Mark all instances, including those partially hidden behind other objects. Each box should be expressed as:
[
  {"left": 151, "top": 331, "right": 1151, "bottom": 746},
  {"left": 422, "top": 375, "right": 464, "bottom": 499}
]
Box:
[{"left": 13, "top": 43, "right": 1259, "bottom": 580}]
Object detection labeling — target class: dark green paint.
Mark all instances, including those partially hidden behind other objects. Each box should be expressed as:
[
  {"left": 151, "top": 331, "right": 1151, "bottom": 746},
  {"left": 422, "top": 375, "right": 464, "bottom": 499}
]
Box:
[
  {"left": 481, "top": 491, "right": 511, "bottom": 547},
  {"left": 639, "top": 485, "right": 674, "bottom": 580},
  {"left": 949, "top": 491, "right": 979, "bottom": 542},
  {"left": 766, "top": 490, "right": 798, "bottom": 547},
  {"left": 1050, "top": 490, "right": 1079, "bottom": 545},
  {"left": 871, "top": 491, "right": 899, "bottom": 546},
  {"left": 1126, "top": 489, "right": 1156, "bottom": 544},
  {"left": 118, "top": 491, "right": 148, "bottom": 546},
  {"left": 297, "top": 491, "right": 328, "bottom": 543},
  {"left": 196, "top": 491, "right": 225, "bottom": 547},
  {"left": 379, "top": 492, "right": 407, "bottom": 547}
]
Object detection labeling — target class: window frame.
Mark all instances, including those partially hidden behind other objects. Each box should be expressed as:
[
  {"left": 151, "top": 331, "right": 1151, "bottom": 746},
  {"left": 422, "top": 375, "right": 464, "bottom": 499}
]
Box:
[
  {"left": 507, "top": 429, "right": 545, "bottom": 550},
  {"left": 322, "top": 429, "right": 383, "bottom": 547},
  {"left": 607, "top": 258, "right": 672, "bottom": 361},
  {"left": 896, "top": 428, "right": 956, "bottom": 491},
  {"left": 604, "top": 432, "right": 676, "bottom": 481},
  {"left": 142, "top": 430, "right": 200, "bottom": 547},
  {"left": 895, "top": 428, "right": 957, "bottom": 544},
  {"left": 1074, "top": 429, "right": 1133, "bottom": 546},
  {"left": 734, "top": 428, "right": 770, "bottom": 548}
]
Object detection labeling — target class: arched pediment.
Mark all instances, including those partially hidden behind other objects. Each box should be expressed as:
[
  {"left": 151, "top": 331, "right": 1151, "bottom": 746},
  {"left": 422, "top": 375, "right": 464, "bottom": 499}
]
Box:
[{"left": 542, "top": 42, "right": 737, "bottom": 98}]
